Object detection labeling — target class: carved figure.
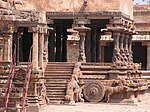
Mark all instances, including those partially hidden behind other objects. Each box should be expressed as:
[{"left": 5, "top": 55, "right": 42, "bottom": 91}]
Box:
[
  {"left": 65, "top": 77, "right": 84, "bottom": 104},
  {"left": 104, "top": 80, "right": 125, "bottom": 103},
  {"left": 39, "top": 83, "right": 49, "bottom": 104},
  {"left": 75, "top": 80, "right": 84, "bottom": 102}
]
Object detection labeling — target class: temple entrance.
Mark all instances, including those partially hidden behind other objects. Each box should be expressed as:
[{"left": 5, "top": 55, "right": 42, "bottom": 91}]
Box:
[
  {"left": 132, "top": 42, "right": 147, "bottom": 70},
  {"left": 13, "top": 27, "right": 33, "bottom": 63},
  {"left": 48, "top": 19, "right": 109, "bottom": 62},
  {"left": 48, "top": 19, "right": 73, "bottom": 62},
  {"left": 85, "top": 19, "right": 109, "bottom": 62}
]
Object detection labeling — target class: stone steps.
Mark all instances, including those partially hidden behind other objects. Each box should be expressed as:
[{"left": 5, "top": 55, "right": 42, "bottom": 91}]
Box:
[
  {"left": 0, "top": 64, "right": 27, "bottom": 109},
  {"left": 44, "top": 62, "right": 74, "bottom": 104}
]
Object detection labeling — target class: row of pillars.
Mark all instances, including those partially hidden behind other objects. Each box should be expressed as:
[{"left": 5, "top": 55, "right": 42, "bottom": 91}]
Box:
[
  {"left": 2, "top": 27, "right": 48, "bottom": 73},
  {"left": 112, "top": 32, "right": 133, "bottom": 65},
  {"left": 31, "top": 28, "right": 48, "bottom": 72},
  {"left": 73, "top": 24, "right": 134, "bottom": 65}
]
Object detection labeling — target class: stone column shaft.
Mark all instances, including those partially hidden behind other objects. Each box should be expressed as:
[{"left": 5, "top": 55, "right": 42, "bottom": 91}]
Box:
[
  {"left": 73, "top": 24, "right": 90, "bottom": 62},
  {"left": 147, "top": 43, "right": 150, "bottom": 70},
  {"left": 128, "top": 35, "right": 133, "bottom": 62},
  {"left": 32, "top": 32, "right": 39, "bottom": 72},
  {"left": 113, "top": 32, "right": 120, "bottom": 50},
  {"left": 85, "top": 31, "right": 91, "bottom": 62},
  {"left": 120, "top": 33, "right": 124, "bottom": 51},
  {"left": 78, "top": 32, "right": 86, "bottom": 62},
  {"left": 38, "top": 33, "right": 44, "bottom": 69},
  {"left": 124, "top": 34, "right": 129, "bottom": 51},
  {"left": 3, "top": 35, "right": 12, "bottom": 62},
  {"left": 112, "top": 32, "right": 120, "bottom": 63}
]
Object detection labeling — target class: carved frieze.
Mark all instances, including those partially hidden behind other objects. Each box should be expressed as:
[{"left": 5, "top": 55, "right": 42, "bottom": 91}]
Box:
[{"left": 0, "top": 21, "right": 14, "bottom": 34}]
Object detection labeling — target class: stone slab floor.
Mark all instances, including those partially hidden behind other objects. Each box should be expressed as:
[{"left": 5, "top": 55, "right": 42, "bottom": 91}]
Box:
[{"left": 40, "top": 92, "right": 150, "bottom": 112}]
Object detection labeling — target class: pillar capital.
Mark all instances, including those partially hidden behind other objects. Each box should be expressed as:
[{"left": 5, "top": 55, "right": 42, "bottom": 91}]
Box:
[
  {"left": 146, "top": 42, "right": 150, "bottom": 47},
  {"left": 28, "top": 26, "right": 39, "bottom": 33},
  {"left": 74, "top": 17, "right": 90, "bottom": 25},
  {"left": 113, "top": 32, "right": 120, "bottom": 37}
]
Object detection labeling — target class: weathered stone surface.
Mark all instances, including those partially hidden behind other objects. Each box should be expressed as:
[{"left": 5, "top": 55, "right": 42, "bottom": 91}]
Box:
[
  {"left": 17, "top": 0, "right": 133, "bottom": 19},
  {"left": 134, "top": 5, "right": 150, "bottom": 32}
]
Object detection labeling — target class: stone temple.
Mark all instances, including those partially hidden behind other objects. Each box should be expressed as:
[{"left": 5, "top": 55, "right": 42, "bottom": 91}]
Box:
[{"left": 0, "top": 0, "right": 149, "bottom": 112}]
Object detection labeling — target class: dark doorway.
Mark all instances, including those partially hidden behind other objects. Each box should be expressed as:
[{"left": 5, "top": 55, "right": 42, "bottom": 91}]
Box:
[
  {"left": 48, "top": 19, "right": 73, "bottom": 62},
  {"left": 13, "top": 27, "right": 33, "bottom": 62},
  {"left": 132, "top": 42, "right": 147, "bottom": 70},
  {"left": 85, "top": 19, "right": 109, "bottom": 62}
]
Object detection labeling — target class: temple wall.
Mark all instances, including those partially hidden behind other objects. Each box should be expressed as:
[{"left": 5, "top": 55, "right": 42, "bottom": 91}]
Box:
[
  {"left": 120, "top": 0, "right": 134, "bottom": 19},
  {"left": 134, "top": 5, "right": 150, "bottom": 31},
  {"left": 17, "top": 0, "right": 133, "bottom": 19}
]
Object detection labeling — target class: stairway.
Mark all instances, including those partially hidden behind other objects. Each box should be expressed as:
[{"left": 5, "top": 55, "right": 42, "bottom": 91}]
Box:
[
  {"left": 44, "top": 62, "right": 74, "bottom": 104},
  {"left": 0, "top": 62, "right": 27, "bottom": 110}
]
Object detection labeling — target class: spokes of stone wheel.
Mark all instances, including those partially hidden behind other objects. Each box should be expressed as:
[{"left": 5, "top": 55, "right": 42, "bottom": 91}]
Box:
[{"left": 83, "top": 82, "right": 105, "bottom": 103}]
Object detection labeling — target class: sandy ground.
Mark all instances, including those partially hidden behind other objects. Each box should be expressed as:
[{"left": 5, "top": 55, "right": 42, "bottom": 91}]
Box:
[{"left": 40, "top": 92, "right": 150, "bottom": 112}]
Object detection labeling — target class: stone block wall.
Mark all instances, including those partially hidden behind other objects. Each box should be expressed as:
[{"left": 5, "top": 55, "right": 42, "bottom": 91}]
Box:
[
  {"left": 67, "top": 40, "right": 79, "bottom": 62},
  {"left": 134, "top": 5, "right": 150, "bottom": 31},
  {"left": 17, "top": 0, "right": 133, "bottom": 19}
]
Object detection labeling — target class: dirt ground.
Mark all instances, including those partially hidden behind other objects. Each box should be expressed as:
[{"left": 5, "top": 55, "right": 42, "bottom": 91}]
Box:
[{"left": 40, "top": 91, "right": 150, "bottom": 112}]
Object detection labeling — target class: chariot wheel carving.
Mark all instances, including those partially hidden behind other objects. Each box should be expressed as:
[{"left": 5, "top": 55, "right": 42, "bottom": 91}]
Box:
[{"left": 83, "top": 81, "right": 105, "bottom": 102}]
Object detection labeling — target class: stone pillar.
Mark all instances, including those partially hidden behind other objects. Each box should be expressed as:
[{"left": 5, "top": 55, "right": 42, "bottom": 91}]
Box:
[
  {"left": 91, "top": 26, "right": 97, "bottom": 62},
  {"left": 27, "top": 27, "right": 40, "bottom": 112},
  {"left": 32, "top": 32, "right": 39, "bottom": 72},
  {"left": 55, "top": 24, "right": 62, "bottom": 62},
  {"left": 124, "top": 34, "right": 130, "bottom": 62},
  {"left": 48, "top": 30, "right": 55, "bottom": 62},
  {"left": 96, "top": 32, "right": 100, "bottom": 62},
  {"left": 112, "top": 32, "right": 120, "bottom": 63},
  {"left": 99, "top": 42, "right": 105, "bottom": 62},
  {"left": 119, "top": 33, "right": 126, "bottom": 64},
  {"left": 3, "top": 34, "right": 12, "bottom": 62},
  {"left": 122, "top": 33, "right": 128, "bottom": 62},
  {"left": 78, "top": 32, "right": 86, "bottom": 62},
  {"left": 147, "top": 42, "right": 150, "bottom": 70},
  {"left": 0, "top": 48, "right": 2, "bottom": 61},
  {"left": 120, "top": 33, "right": 124, "bottom": 52},
  {"left": 73, "top": 25, "right": 90, "bottom": 62},
  {"left": 85, "top": 31, "right": 91, "bottom": 62},
  {"left": 128, "top": 35, "right": 133, "bottom": 63},
  {"left": 38, "top": 33, "right": 44, "bottom": 69}
]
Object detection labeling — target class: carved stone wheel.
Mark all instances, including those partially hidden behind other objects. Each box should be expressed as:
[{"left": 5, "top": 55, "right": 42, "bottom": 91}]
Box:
[{"left": 83, "top": 82, "right": 105, "bottom": 103}]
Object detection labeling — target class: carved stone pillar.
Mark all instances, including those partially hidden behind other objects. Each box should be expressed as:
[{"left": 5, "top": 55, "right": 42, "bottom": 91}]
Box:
[
  {"left": 128, "top": 35, "right": 133, "bottom": 63},
  {"left": 38, "top": 33, "right": 44, "bottom": 69},
  {"left": 73, "top": 25, "right": 90, "bottom": 62},
  {"left": 79, "top": 32, "right": 86, "bottom": 62},
  {"left": 112, "top": 32, "right": 120, "bottom": 63},
  {"left": 91, "top": 26, "right": 97, "bottom": 62},
  {"left": 85, "top": 31, "right": 91, "bottom": 62},
  {"left": 3, "top": 34, "right": 12, "bottom": 62},
  {"left": 30, "top": 28, "right": 39, "bottom": 72},
  {"left": 122, "top": 34, "right": 128, "bottom": 62},
  {"left": 124, "top": 34, "right": 130, "bottom": 62},
  {"left": 119, "top": 33, "right": 126, "bottom": 63},
  {"left": 147, "top": 42, "right": 150, "bottom": 70}
]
